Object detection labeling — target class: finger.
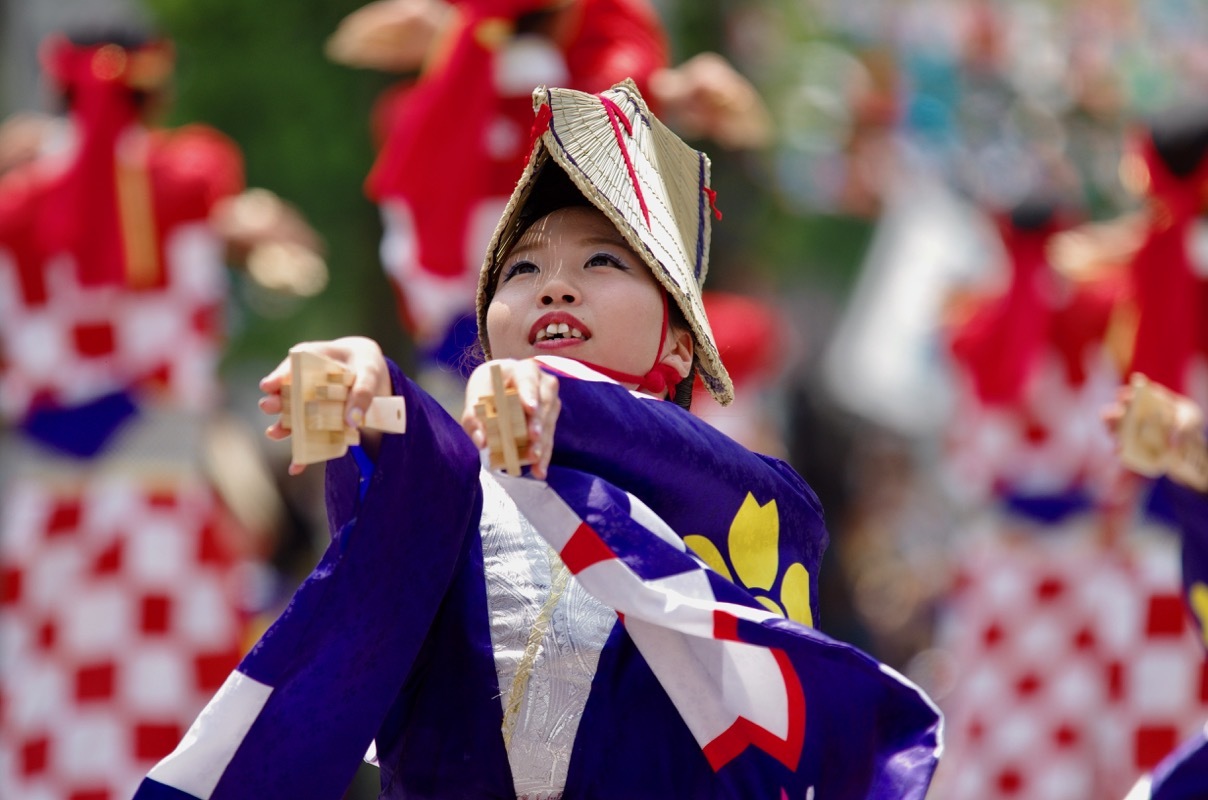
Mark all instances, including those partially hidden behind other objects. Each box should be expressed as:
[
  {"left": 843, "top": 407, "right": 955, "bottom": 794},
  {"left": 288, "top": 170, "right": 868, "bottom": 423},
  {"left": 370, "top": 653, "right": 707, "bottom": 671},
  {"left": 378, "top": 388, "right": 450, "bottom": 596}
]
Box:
[
  {"left": 288, "top": 461, "right": 306, "bottom": 476},
  {"left": 460, "top": 410, "right": 487, "bottom": 450},
  {"left": 531, "top": 374, "right": 559, "bottom": 479},
  {"left": 522, "top": 366, "right": 547, "bottom": 463},
  {"left": 259, "top": 357, "right": 292, "bottom": 392},
  {"left": 512, "top": 360, "right": 541, "bottom": 411},
  {"left": 531, "top": 372, "right": 558, "bottom": 442},
  {"left": 462, "top": 365, "right": 490, "bottom": 420},
  {"left": 345, "top": 360, "right": 386, "bottom": 428},
  {"left": 538, "top": 397, "right": 559, "bottom": 479},
  {"left": 264, "top": 423, "right": 290, "bottom": 441},
  {"left": 513, "top": 359, "right": 549, "bottom": 434},
  {"left": 259, "top": 394, "right": 283, "bottom": 416}
]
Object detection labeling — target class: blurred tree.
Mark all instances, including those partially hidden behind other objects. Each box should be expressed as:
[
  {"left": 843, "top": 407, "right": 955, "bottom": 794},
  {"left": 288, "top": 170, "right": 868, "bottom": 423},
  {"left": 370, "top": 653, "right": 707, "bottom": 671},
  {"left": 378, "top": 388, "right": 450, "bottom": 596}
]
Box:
[
  {"left": 663, "top": 0, "right": 874, "bottom": 298},
  {"left": 144, "top": 0, "right": 411, "bottom": 373}
]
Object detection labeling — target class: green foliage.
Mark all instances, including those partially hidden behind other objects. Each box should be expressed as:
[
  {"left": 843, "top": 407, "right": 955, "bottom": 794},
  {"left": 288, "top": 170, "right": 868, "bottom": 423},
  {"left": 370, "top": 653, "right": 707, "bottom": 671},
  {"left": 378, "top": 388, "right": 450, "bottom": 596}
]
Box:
[
  {"left": 663, "top": 0, "right": 873, "bottom": 297},
  {"left": 665, "top": 0, "right": 725, "bottom": 61},
  {"left": 143, "top": 0, "right": 411, "bottom": 371}
]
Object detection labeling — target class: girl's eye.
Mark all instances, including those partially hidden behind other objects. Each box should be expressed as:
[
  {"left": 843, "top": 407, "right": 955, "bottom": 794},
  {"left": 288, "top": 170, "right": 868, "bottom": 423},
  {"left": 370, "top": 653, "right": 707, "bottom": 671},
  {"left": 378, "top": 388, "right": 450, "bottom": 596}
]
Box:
[
  {"left": 502, "top": 261, "right": 538, "bottom": 282},
  {"left": 586, "top": 253, "right": 627, "bottom": 270}
]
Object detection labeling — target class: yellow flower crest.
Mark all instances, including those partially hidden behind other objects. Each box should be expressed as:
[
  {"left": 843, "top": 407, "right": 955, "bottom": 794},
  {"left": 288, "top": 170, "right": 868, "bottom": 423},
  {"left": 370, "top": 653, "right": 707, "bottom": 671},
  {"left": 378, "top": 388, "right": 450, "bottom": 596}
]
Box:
[
  {"left": 1191, "top": 581, "right": 1208, "bottom": 649},
  {"left": 684, "top": 492, "right": 813, "bottom": 627}
]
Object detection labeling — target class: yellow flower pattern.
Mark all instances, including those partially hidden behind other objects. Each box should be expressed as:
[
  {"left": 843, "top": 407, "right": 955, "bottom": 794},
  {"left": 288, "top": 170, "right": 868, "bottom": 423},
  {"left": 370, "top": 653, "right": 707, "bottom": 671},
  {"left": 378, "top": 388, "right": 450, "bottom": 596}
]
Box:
[
  {"left": 1191, "top": 581, "right": 1208, "bottom": 649},
  {"left": 684, "top": 492, "right": 813, "bottom": 627}
]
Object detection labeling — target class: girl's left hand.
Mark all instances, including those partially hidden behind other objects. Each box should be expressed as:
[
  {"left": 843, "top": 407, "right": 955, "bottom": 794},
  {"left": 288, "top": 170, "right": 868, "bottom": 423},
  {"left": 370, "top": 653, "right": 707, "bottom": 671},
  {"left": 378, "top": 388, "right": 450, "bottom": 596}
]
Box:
[
  {"left": 461, "top": 358, "right": 560, "bottom": 479},
  {"left": 259, "top": 336, "right": 393, "bottom": 475}
]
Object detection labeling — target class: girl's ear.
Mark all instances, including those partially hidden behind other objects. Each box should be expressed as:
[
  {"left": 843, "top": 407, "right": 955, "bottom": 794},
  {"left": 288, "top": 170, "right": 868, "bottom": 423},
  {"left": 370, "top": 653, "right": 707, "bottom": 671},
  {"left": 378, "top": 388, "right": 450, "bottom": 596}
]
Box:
[{"left": 661, "top": 324, "right": 695, "bottom": 383}]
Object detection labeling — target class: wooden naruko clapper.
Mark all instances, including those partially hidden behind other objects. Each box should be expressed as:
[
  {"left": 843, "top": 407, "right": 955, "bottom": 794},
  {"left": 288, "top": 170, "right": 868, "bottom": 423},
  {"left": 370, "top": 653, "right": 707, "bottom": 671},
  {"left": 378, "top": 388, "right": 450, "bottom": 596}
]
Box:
[
  {"left": 474, "top": 363, "right": 534, "bottom": 476},
  {"left": 279, "top": 348, "right": 407, "bottom": 466}
]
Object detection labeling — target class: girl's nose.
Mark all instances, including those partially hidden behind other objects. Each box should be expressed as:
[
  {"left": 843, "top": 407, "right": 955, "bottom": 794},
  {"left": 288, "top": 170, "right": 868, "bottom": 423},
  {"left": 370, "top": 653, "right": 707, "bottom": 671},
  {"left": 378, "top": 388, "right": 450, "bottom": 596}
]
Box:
[{"left": 539, "top": 267, "right": 579, "bottom": 305}]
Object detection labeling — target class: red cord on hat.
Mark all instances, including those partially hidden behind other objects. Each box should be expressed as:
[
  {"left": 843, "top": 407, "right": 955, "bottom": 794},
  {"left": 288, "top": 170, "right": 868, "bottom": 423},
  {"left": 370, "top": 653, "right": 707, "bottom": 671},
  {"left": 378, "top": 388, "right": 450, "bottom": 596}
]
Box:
[
  {"left": 703, "top": 186, "right": 722, "bottom": 220},
  {"left": 529, "top": 103, "right": 552, "bottom": 151},
  {"left": 598, "top": 94, "right": 651, "bottom": 228}
]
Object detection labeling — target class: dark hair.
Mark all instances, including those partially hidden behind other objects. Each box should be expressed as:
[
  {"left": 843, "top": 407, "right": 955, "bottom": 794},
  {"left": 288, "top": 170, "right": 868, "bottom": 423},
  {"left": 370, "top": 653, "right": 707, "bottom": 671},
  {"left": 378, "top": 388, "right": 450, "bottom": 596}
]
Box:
[
  {"left": 671, "top": 371, "right": 695, "bottom": 410},
  {"left": 65, "top": 26, "right": 157, "bottom": 50},
  {"left": 513, "top": 161, "right": 594, "bottom": 235},
  {"left": 57, "top": 26, "right": 165, "bottom": 113},
  {"left": 667, "top": 300, "right": 694, "bottom": 410},
  {"left": 1148, "top": 103, "right": 1208, "bottom": 178},
  {"left": 1008, "top": 198, "right": 1060, "bottom": 231}
]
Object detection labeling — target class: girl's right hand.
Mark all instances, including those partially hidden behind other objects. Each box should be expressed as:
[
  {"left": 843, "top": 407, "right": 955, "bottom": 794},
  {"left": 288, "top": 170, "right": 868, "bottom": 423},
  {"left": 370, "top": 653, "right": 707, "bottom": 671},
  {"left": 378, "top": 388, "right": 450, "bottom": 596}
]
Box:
[
  {"left": 259, "top": 336, "right": 393, "bottom": 474},
  {"left": 461, "top": 358, "right": 560, "bottom": 480}
]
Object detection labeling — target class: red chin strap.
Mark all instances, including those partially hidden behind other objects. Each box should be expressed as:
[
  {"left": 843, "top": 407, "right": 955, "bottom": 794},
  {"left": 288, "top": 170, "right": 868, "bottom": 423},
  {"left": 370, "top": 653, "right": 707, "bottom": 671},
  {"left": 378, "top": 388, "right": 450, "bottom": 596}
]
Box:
[{"left": 573, "top": 292, "right": 683, "bottom": 397}]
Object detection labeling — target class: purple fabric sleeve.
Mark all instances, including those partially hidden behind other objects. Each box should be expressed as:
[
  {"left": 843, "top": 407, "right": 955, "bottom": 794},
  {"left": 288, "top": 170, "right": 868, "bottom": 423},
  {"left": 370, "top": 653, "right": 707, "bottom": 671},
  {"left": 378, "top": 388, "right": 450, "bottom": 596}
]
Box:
[{"left": 207, "top": 360, "right": 484, "bottom": 798}]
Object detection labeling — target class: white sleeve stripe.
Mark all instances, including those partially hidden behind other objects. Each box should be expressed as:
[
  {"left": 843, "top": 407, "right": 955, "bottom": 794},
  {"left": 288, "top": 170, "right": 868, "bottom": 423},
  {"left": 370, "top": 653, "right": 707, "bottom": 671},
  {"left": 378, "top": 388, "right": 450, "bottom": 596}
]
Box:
[{"left": 147, "top": 670, "right": 274, "bottom": 798}]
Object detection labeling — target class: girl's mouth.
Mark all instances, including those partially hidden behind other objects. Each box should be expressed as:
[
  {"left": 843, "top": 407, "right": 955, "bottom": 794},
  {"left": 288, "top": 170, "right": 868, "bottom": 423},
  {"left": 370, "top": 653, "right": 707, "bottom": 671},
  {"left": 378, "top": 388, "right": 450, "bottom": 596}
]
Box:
[{"left": 529, "top": 313, "right": 591, "bottom": 345}]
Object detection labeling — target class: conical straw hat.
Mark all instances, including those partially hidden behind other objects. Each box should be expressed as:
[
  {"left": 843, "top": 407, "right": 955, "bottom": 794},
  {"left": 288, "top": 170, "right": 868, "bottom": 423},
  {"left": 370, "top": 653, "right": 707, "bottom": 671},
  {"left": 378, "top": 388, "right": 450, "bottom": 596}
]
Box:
[{"left": 477, "top": 78, "right": 734, "bottom": 406}]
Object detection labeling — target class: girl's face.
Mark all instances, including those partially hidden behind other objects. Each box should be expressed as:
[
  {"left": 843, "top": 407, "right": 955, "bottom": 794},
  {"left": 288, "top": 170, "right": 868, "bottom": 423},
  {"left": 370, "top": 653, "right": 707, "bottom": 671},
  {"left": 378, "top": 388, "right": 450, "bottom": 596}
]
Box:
[{"left": 486, "top": 206, "right": 690, "bottom": 383}]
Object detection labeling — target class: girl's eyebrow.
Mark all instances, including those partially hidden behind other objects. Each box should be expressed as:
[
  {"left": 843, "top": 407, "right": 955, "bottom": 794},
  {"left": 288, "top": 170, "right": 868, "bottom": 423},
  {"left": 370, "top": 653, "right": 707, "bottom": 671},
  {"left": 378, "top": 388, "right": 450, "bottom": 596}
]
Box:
[
  {"left": 506, "top": 232, "right": 631, "bottom": 260},
  {"left": 582, "top": 233, "right": 631, "bottom": 249},
  {"left": 503, "top": 239, "right": 541, "bottom": 261}
]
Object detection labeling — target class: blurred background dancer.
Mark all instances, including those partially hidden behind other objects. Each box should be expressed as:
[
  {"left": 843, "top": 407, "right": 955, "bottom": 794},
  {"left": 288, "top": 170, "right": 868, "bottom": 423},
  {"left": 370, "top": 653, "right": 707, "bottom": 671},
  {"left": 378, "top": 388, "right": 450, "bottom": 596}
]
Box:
[{"left": 0, "top": 22, "right": 324, "bottom": 799}]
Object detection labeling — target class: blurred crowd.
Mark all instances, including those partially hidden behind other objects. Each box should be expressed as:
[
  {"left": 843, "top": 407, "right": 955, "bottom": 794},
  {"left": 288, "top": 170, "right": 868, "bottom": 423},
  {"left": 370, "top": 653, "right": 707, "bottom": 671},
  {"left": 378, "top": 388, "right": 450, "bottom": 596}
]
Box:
[{"left": 3, "top": 0, "right": 1208, "bottom": 798}]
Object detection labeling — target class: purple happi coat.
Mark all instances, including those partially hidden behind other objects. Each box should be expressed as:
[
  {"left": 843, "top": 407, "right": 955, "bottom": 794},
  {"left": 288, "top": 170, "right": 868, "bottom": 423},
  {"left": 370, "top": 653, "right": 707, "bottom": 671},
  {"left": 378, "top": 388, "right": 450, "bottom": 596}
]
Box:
[{"left": 135, "top": 359, "right": 941, "bottom": 800}]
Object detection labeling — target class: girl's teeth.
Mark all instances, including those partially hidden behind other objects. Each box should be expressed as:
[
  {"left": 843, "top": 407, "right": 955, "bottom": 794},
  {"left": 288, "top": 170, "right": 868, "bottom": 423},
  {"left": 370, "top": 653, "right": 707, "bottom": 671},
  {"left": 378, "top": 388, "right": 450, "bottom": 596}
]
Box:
[{"left": 537, "top": 321, "right": 584, "bottom": 341}]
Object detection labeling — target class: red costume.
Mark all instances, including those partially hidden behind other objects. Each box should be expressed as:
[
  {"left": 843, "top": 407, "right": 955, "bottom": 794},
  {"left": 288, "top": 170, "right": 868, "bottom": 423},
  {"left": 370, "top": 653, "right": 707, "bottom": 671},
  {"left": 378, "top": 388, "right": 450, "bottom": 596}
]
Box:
[
  {"left": 1122, "top": 117, "right": 1208, "bottom": 408},
  {"left": 0, "top": 36, "right": 251, "bottom": 799},
  {"left": 944, "top": 207, "right": 1124, "bottom": 502},
  {"left": 933, "top": 204, "right": 1208, "bottom": 799},
  {"left": 366, "top": 0, "right": 668, "bottom": 367}
]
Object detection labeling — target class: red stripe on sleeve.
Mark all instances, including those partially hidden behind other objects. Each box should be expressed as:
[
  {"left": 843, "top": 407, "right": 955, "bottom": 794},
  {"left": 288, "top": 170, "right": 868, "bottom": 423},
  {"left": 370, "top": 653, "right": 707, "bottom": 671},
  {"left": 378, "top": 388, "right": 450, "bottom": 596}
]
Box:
[{"left": 560, "top": 521, "right": 615, "bottom": 574}]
